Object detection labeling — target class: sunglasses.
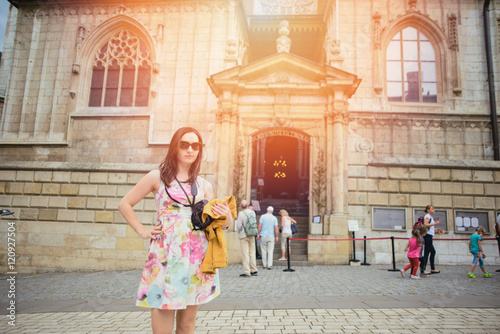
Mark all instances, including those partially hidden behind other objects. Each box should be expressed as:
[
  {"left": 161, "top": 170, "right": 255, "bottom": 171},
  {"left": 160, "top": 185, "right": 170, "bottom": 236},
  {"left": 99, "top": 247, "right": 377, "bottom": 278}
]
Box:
[{"left": 179, "top": 141, "right": 201, "bottom": 151}]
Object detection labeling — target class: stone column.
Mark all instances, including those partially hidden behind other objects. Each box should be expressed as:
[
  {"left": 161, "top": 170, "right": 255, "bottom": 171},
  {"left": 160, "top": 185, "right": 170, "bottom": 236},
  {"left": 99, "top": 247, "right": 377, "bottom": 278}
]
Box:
[
  {"left": 214, "top": 107, "right": 238, "bottom": 198},
  {"left": 331, "top": 109, "right": 347, "bottom": 215},
  {"left": 324, "top": 93, "right": 349, "bottom": 236}
]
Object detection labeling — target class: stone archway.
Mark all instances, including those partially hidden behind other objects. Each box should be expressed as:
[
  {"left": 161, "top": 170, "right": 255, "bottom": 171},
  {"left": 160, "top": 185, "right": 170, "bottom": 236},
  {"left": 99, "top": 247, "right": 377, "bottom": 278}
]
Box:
[{"left": 250, "top": 127, "right": 310, "bottom": 217}]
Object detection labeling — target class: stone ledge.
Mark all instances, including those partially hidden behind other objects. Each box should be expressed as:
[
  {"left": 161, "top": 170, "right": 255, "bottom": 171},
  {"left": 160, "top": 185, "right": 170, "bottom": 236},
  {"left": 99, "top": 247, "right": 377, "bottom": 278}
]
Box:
[
  {"left": 0, "top": 161, "right": 158, "bottom": 173},
  {"left": 368, "top": 157, "right": 500, "bottom": 170}
]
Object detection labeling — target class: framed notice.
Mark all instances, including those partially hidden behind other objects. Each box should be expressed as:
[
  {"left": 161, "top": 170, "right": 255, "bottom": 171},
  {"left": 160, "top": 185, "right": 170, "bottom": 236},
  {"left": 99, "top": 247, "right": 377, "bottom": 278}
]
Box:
[
  {"left": 414, "top": 209, "right": 448, "bottom": 232},
  {"left": 372, "top": 208, "right": 406, "bottom": 230},
  {"left": 251, "top": 200, "right": 261, "bottom": 212},
  {"left": 454, "top": 211, "right": 490, "bottom": 233},
  {"left": 348, "top": 220, "right": 359, "bottom": 232},
  {"left": 312, "top": 215, "right": 321, "bottom": 224}
]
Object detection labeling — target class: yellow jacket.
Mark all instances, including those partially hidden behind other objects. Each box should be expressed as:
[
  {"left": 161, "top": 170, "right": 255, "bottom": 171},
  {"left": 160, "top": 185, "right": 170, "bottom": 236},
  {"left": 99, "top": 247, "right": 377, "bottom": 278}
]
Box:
[{"left": 201, "top": 196, "right": 237, "bottom": 274}]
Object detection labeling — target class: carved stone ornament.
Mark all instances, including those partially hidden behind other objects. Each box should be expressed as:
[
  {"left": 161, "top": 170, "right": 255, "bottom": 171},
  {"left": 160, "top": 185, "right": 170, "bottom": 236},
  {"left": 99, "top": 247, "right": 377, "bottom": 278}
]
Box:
[
  {"left": 373, "top": 12, "right": 381, "bottom": 50},
  {"left": 348, "top": 122, "right": 374, "bottom": 153},
  {"left": 215, "top": 109, "right": 237, "bottom": 123},
  {"left": 72, "top": 63, "right": 80, "bottom": 74},
  {"left": 448, "top": 14, "right": 458, "bottom": 51},
  {"left": 330, "top": 39, "right": 341, "bottom": 58},
  {"left": 77, "top": 26, "right": 86, "bottom": 50},
  {"left": 226, "top": 39, "right": 238, "bottom": 58},
  {"left": 260, "top": 0, "right": 316, "bottom": 15},
  {"left": 152, "top": 62, "right": 160, "bottom": 73},
  {"left": 408, "top": 0, "right": 417, "bottom": 12},
  {"left": 273, "top": 118, "right": 292, "bottom": 127},
  {"left": 157, "top": 24, "right": 164, "bottom": 43},
  {"left": 497, "top": 16, "right": 500, "bottom": 54},
  {"left": 324, "top": 37, "right": 343, "bottom": 67},
  {"left": 326, "top": 111, "right": 348, "bottom": 125},
  {"left": 276, "top": 20, "right": 291, "bottom": 53}
]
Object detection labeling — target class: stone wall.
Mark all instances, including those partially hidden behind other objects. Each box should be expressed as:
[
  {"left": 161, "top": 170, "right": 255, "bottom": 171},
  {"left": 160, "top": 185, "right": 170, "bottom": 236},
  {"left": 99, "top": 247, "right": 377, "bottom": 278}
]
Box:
[
  {"left": 0, "top": 166, "right": 153, "bottom": 273},
  {"left": 346, "top": 156, "right": 500, "bottom": 266},
  {"left": 0, "top": 164, "right": 243, "bottom": 274}
]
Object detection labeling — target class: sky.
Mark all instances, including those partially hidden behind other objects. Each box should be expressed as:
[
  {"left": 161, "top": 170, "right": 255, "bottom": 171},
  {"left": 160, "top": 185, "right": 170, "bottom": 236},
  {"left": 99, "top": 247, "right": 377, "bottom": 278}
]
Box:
[{"left": 0, "top": 0, "right": 10, "bottom": 52}]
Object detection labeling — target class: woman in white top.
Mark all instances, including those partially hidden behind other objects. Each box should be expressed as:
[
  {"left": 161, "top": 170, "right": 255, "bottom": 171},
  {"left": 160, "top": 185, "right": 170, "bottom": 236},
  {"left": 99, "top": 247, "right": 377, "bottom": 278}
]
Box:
[
  {"left": 420, "top": 204, "right": 441, "bottom": 275},
  {"left": 279, "top": 209, "right": 296, "bottom": 261}
]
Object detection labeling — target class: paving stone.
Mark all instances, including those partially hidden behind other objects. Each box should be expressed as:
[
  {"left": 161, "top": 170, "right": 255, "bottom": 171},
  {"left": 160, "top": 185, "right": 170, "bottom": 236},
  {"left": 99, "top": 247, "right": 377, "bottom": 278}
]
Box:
[{"left": 0, "top": 265, "right": 498, "bottom": 333}]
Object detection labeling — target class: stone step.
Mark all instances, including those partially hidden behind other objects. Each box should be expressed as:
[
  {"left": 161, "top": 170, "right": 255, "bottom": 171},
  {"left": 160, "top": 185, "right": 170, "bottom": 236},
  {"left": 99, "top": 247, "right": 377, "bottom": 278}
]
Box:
[
  {"left": 256, "top": 259, "right": 313, "bottom": 267},
  {"left": 257, "top": 252, "right": 308, "bottom": 261}
]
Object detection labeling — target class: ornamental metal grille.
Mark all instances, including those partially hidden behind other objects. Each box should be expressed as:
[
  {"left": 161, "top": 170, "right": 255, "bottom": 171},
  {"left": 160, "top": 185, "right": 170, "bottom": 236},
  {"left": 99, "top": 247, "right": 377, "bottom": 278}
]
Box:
[{"left": 89, "top": 30, "right": 151, "bottom": 107}]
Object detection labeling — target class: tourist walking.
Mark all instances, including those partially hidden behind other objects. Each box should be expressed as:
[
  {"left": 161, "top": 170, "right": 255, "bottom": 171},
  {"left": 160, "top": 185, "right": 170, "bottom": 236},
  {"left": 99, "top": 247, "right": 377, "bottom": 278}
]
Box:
[
  {"left": 118, "top": 127, "right": 233, "bottom": 334},
  {"left": 420, "top": 205, "right": 441, "bottom": 275},
  {"left": 401, "top": 228, "right": 423, "bottom": 279},
  {"left": 235, "top": 200, "right": 258, "bottom": 277},
  {"left": 278, "top": 209, "right": 296, "bottom": 261},
  {"left": 467, "top": 226, "right": 493, "bottom": 278},
  {"left": 257, "top": 206, "right": 279, "bottom": 270}
]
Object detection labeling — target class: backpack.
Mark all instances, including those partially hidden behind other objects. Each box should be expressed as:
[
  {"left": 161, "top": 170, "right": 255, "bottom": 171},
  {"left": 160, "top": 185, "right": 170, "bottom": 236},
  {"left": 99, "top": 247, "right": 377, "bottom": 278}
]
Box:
[
  {"left": 242, "top": 211, "right": 258, "bottom": 237},
  {"left": 413, "top": 216, "right": 425, "bottom": 229}
]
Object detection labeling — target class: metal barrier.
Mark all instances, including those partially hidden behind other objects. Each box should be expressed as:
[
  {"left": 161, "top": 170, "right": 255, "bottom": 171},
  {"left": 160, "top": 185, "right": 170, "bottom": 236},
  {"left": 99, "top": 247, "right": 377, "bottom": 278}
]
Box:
[{"left": 283, "top": 235, "right": 498, "bottom": 273}]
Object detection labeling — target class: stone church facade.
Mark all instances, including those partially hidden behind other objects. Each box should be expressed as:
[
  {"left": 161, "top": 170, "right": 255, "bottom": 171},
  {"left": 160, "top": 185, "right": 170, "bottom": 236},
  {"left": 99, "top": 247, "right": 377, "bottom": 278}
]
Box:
[{"left": 1, "top": 0, "right": 499, "bottom": 273}]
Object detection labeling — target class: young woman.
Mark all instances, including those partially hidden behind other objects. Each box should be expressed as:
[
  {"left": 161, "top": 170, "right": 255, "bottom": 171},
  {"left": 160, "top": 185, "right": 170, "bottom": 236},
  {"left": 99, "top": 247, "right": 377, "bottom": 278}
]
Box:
[
  {"left": 420, "top": 205, "right": 441, "bottom": 275},
  {"left": 278, "top": 209, "right": 296, "bottom": 261},
  {"left": 118, "top": 127, "right": 233, "bottom": 334}
]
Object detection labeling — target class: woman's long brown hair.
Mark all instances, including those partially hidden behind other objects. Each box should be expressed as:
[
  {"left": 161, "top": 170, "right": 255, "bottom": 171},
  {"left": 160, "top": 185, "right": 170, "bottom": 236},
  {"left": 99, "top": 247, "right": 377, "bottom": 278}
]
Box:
[{"left": 159, "top": 127, "right": 203, "bottom": 187}]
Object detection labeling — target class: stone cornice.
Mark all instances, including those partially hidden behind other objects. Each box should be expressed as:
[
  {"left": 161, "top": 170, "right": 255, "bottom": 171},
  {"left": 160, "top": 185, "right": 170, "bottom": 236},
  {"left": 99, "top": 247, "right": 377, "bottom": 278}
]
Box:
[{"left": 368, "top": 157, "right": 500, "bottom": 171}]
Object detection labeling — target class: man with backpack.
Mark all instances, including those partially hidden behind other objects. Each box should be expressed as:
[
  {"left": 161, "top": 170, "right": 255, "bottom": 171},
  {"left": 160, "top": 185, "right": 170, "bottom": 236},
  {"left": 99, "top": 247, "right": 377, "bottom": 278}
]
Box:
[{"left": 235, "top": 200, "right": 258, "bottom": 277}]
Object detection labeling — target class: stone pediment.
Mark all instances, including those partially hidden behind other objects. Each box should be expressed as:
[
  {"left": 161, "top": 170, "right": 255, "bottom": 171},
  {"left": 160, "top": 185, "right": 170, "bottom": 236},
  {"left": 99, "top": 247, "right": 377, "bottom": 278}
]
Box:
[{"left": 207, "top": 52, "right": 361, "bottom": 97}]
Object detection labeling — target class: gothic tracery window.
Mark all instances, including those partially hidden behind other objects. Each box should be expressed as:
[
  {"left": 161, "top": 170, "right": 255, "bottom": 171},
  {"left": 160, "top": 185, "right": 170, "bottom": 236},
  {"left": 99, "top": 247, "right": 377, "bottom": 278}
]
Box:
[
  {"left": 89, "top": 30, "right": 151, "bottom": 107},
  {"left": 386, "top": 27, "right": 437, "bottom": 103}
]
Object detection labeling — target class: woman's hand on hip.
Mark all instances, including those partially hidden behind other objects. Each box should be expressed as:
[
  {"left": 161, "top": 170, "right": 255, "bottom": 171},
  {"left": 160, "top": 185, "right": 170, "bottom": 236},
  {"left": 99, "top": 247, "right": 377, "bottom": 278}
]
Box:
[{"left": 138, "top": 221, "right": 162, "bottom": 240}]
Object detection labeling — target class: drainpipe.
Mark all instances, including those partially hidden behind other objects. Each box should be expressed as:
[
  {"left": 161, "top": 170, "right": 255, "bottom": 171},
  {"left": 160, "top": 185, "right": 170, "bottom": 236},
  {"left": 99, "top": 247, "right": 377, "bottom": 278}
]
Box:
[{"left": 483, "top": 0, "right": 499, "bottom": 160}]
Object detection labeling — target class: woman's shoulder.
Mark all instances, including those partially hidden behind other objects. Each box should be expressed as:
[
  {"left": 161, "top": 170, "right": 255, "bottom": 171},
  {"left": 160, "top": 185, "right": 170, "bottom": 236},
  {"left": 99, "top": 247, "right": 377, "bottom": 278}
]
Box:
[
  {"left": 196, "top": 175, "right": 211, "bottom": 187},
  {"left": 197, "top": 175, "right": 214, "bottom": 199},
  {"left": 424, "top": 213, "right": 432, "bottom": 219}
]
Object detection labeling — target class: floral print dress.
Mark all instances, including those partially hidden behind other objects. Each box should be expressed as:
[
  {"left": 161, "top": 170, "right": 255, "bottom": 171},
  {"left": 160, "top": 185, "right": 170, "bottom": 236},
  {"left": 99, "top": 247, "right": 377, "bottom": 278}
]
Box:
[{"left": 136, "top": 177, "right": 220, "bottom": 309}]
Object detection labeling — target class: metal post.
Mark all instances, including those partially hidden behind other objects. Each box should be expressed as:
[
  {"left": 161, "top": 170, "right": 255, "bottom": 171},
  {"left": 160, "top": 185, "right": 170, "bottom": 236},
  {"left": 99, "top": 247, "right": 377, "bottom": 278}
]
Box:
[
  {"left": 361, "top": 235, "right": 371, "bottom": 265},
  {"left": 387, "top": 236, "right": 399, "bottom": 271},
  {"left": 283, "top": 237, "right": 295, "bottom": 272},
  {"left": 349, "top": 231, "right": 360, "bottom": 264}
]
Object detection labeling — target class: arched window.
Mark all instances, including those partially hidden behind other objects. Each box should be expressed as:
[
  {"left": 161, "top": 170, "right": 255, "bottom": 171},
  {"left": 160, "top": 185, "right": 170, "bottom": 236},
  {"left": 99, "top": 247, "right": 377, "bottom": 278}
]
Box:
[
  {"left": 89, "top": 30, "right": 151, "bottom": 107},
  {"left": 386, "top": 27, "right": 437, "bottom": 103}
]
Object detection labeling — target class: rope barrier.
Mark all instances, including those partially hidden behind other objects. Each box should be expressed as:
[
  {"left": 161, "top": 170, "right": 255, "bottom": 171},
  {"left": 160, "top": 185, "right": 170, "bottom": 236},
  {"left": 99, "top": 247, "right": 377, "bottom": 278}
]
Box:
[
  {"left": 289, "top": 237, "right": 392, "bottom": 241},
  {"left": 283, "top": 235, "right": 499, "bottom": 273},
  {"left": 289, "top": 237, "right": 497, "bottom": 242}
]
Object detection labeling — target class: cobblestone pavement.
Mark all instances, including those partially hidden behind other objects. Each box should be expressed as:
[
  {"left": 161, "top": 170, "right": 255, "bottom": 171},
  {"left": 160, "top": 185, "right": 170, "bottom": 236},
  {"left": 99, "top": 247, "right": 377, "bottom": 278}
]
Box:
[{"left": 1, "top": 264, "right": 499, "bottom": 333}]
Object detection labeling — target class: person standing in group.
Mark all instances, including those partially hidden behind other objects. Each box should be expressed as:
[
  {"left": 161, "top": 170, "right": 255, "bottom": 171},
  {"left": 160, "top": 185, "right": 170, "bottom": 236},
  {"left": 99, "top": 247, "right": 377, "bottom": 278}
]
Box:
[
  {"left": 118, "top": 127, "right": 233, "bottom": 334},
  {"left": 257, "top": 206, "right": 279, "bottom": 270},
  {"left": 401, "top": 228, "right": 423, "bottom": 279},
  {"left": 278, "top": 209, "right": 296, "bottom": 261},
  {"left": 420, "top": 205, "right": 441, "bottom": 275},
  {"left": 235, "top": 200, "right": 258, "bottom": 278},
  {"left": 467, "top": 226, "right": 493, "bottom": 278},
  {"left": 249, "top": 203, "right": 262, "bottom": 260}
]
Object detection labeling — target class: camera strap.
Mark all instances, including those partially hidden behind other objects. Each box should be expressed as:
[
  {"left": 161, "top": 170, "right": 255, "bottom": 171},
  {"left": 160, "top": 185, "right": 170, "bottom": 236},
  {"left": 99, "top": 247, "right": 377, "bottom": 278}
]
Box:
[{"left": 164, "top": 178, "right": 195, "bottom": 207}]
